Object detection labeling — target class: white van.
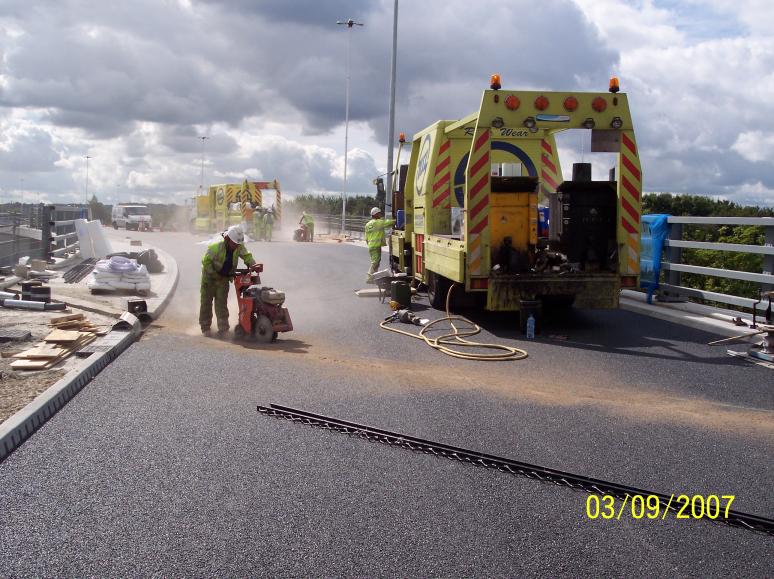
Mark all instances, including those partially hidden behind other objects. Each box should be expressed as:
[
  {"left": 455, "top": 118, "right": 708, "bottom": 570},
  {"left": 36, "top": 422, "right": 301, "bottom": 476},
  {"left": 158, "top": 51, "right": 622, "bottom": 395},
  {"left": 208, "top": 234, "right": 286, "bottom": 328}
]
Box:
[{"left": 112, "top": 204, "right": 153, "bottom": 231}]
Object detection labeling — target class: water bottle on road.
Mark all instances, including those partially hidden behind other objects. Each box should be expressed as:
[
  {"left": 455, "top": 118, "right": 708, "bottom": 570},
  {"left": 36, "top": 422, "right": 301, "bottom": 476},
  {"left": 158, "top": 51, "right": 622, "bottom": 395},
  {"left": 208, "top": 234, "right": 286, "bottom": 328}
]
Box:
[{"left": 526, "top": 314, "right": 536, "bottom": 339}]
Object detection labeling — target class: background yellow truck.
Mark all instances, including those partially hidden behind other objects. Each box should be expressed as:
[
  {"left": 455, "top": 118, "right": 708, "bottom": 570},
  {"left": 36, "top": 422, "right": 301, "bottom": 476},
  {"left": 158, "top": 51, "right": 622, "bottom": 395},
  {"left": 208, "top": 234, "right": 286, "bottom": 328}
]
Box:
[
  {"left": 191, "top": 180, "right": 282, "bottom": 233},
  {"left": 390, "top": 76, "right": 642, "bottom": 311}
]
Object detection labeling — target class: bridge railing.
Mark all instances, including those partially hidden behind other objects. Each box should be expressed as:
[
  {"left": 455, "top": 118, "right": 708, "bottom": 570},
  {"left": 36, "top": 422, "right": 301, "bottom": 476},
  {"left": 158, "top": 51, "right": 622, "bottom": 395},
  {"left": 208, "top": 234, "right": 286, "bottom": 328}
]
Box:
[
  {"left": 311, "top": 214, "right": 370, "bottom": 240},
  {"left": 0, "top": 204, "right": 87, "bottom": 266},
  {"left": 658, "top": 216, "right": 774, "bottom": 314}
]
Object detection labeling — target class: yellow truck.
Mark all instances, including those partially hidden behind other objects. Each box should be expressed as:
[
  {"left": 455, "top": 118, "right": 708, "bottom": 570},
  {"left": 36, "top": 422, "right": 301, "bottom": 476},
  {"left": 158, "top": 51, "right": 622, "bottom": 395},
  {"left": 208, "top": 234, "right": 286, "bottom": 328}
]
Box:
[
  {"left": 191, "top": 179, "right": 283, "bottom": 233},
  {"left": 390, "top": 76, "right": 642, "bottom": 311}
]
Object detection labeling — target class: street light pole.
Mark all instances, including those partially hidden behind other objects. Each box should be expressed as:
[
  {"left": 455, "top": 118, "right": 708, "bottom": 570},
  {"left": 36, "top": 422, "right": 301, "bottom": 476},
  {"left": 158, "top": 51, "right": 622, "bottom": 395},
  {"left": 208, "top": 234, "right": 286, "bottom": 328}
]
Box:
[
  {"left": 385, "top": 0, "right": 399, "bottom": 217},
  {"left": 84, "top": 155, "right": 92, "bottom": 204},
  {"left": 199, "top": 136, "right": 209, "bottom": 195},
  {"left": 337, "top": 18, "right": 364, "bottom": 233}
]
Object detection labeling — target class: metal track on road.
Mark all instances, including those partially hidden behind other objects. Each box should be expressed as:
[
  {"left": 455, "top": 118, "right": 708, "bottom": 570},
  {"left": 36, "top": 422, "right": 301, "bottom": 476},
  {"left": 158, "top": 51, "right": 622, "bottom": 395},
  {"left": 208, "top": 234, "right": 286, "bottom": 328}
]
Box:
[{"left": 257, "top": 403, "right": 774, "bottom": 537}]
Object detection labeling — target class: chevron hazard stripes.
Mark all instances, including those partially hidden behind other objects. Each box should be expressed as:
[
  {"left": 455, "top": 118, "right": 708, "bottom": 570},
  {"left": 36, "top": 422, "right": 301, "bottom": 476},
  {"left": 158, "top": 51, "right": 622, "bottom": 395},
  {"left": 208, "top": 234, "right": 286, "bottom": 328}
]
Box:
[
  {"left": 467, "top": 128, "right": 490, "bottom": 276},
  {"left": 619, "top": 132, "right": 642, "bottom": 275}
]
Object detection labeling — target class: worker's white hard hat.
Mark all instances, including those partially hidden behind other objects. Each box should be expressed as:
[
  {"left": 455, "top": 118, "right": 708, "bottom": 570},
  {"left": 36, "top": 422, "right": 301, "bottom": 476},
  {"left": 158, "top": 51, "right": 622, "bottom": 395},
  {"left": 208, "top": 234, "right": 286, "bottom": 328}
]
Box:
[
  {"left": 370, "top": 207, "right": 381, "bottom": 216},
  {"left": 226, "top": 225, "right": 244, "bottom": 244}
]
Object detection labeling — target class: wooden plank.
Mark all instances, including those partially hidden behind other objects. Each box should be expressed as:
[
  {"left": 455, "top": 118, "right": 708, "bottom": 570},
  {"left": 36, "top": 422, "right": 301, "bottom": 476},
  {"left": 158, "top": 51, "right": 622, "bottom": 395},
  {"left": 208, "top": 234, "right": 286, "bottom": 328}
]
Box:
[
  {"left": 44, "top": 329, "right": 84, "bottom": 343},
  {"left": 14, "top": 344, "right": 65, "bottom": 360},
  {"left": 49, "top": 313, "right": 85, "bottom": 324},
  {"left": 10, "top": 359, "right": 50, "bottom": 370}
]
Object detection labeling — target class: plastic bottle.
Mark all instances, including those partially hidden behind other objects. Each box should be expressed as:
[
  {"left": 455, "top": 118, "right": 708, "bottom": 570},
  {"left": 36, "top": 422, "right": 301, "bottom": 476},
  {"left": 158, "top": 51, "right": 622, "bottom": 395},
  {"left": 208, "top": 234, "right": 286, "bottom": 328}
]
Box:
[{"left": 526, "top": 314, "right": 536, "bottom": 339}]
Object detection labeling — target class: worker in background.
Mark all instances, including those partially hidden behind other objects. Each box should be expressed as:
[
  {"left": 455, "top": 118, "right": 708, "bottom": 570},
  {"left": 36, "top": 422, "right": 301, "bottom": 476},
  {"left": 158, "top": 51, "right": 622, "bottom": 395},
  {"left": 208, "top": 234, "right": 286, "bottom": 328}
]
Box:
[
  {"left": 254, "top": 207, "right": 265, "bottom": 241},
  {"left": 299, "top": 211, "right": 315, "bottom": 242},
  {"left": 365, "top": 206, "right": 395, "bottom": 282},
  {"left": 200, "top": 225, "right": 259, "bottom": 336},
  {"left": 263, "top": 208, "right": 275, "bottom": 242}
]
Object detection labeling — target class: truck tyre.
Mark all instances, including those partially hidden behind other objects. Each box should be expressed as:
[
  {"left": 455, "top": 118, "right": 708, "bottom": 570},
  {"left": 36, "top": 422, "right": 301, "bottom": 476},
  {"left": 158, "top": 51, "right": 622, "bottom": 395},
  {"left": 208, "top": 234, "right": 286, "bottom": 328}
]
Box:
[
  {"left": 112, "top": 221, "right": 118, "bottom": 229},
  {"left": 427, "top": 271, "right": 451, "bottom": 311}
]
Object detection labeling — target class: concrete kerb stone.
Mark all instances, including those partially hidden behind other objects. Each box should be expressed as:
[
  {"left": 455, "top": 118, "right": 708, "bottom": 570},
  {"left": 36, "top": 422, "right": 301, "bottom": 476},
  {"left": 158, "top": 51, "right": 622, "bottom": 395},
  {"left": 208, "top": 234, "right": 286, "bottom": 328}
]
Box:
[
  {"left": 0, "top": 244, "right": 180, "bottom": 463},
  {"left": 0, "top": 316, "right": 141, "bottom": 463},
  {"left": 144, "top": 245, "right": 179, "bottom": 320},
  {"left": 620, "top": 289, "right": 761, "bottom": 339}
]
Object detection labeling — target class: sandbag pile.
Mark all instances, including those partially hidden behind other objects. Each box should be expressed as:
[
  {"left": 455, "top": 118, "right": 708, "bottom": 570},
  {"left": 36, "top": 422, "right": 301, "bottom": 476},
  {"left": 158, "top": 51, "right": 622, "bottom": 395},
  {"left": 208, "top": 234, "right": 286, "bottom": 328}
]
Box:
[{"left": 87, "top": 255, "right": 151, "bottom": 293}]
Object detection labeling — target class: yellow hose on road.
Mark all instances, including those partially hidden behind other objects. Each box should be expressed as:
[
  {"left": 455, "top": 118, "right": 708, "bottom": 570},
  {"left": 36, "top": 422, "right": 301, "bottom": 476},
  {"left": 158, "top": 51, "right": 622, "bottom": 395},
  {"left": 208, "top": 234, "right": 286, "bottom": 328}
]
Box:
[{"left": 380, "top": 283, "right": 528, "bottom": 361}]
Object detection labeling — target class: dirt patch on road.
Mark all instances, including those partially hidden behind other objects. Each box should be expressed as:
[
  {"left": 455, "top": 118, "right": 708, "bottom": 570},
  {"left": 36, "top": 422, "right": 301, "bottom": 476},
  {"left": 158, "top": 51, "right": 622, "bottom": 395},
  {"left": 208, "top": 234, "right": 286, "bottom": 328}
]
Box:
[
  {"left": 143, "top": 328, "right": 774, "bottom": 441},
  {"left": 227, "top": 337, "right": 774, "bottom": 441}
]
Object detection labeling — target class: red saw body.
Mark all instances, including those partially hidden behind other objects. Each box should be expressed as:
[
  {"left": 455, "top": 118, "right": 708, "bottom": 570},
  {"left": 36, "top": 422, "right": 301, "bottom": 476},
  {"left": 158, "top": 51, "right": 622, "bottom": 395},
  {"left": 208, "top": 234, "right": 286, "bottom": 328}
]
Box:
[{"left": 233, "top": 267, "right": 293, "bottom": 342}]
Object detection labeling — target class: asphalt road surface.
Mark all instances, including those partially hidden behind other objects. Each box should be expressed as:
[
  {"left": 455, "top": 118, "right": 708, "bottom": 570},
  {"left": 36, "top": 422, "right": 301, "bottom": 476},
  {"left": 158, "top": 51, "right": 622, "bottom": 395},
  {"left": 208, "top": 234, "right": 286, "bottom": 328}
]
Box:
[{"left": 1, "top": 229, "right": 772, "bottom": 577}]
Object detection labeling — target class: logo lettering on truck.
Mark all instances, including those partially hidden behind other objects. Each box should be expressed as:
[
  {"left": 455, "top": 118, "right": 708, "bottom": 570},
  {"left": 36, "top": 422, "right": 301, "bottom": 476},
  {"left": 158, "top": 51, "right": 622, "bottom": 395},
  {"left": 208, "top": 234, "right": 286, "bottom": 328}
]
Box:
[{"left": 414, "top": 134, "right": 432, "bottom": 197}]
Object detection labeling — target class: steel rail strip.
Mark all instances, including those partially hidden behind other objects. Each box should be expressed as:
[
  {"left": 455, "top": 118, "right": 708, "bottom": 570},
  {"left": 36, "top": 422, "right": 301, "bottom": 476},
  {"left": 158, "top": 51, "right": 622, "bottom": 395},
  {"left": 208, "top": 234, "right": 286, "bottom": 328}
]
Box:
[{"left": 257, "top": 404, "right": 774, "bottom": 537}]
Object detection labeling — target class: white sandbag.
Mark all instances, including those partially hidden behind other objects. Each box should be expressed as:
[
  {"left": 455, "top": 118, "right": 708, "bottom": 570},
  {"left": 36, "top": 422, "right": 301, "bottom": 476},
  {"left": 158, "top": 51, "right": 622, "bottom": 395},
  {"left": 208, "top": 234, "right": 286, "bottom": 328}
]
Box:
[{"left": 75, "top": 219, "right": 113, "bottom": 259}]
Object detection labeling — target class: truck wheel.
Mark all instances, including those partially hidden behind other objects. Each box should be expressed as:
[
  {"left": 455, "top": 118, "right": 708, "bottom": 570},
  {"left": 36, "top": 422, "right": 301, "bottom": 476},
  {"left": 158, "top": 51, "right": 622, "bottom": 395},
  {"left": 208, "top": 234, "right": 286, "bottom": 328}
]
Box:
[
  {"left": 427, "top": 271, "right": 451, "bottom": 311},
  {"left": 112, "top": 221, "right": 118, "bottom": 229}
]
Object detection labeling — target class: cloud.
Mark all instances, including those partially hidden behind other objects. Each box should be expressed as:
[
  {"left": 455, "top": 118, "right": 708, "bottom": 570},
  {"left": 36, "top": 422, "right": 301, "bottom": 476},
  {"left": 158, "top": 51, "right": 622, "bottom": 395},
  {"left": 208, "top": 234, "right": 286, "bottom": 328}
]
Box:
[
  {"left": 732, "top": 131, "right": 774, "bottom": 163},
  {"left": 0, "top": 0, "right": 771, "bottom": 207}
]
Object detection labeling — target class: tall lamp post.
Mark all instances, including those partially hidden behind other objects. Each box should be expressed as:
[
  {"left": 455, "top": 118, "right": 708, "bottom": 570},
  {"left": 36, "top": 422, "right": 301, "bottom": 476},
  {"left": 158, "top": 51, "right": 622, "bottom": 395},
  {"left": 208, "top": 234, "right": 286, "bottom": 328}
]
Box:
[
  {"left": 336, "top": 18, "right": 364, "bottom": 233},
  {"left": 198, "top": 136, "right": 209, "bottom": 195},
  {"left": 84, "top": 155, "right": 94, "bottom": 209},
  {"left": 385, "top": 0, "right": 399, "bottom": 217}
]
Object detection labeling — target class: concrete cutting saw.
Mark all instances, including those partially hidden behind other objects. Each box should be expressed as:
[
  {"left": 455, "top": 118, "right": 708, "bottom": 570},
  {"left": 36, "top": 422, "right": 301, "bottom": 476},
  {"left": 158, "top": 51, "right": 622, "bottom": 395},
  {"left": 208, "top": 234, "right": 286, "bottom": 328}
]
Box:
[{"left": 232, "top": 267, "right": 293, "bottom": 343}]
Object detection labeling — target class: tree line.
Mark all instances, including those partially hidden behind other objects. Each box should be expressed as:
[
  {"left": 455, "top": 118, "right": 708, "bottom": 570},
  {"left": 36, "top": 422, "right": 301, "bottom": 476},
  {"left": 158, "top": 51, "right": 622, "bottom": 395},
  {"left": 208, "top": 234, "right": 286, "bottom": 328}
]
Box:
[{"left": 643, "top": 193, "right": 773, "bottom": 300}]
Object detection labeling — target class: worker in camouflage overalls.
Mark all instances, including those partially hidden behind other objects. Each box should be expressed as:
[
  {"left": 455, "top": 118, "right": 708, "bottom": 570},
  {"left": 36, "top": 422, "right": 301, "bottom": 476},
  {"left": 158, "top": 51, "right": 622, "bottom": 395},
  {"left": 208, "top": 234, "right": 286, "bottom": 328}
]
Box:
[{"left": 200, "top": 225, "right": 258, "bottom": 336}]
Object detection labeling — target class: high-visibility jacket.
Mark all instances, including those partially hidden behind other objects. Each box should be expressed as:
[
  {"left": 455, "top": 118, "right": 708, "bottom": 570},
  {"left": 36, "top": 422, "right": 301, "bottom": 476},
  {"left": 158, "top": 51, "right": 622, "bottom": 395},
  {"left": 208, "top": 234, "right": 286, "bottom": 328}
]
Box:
[
  {"left": 365, "top": 218, "right": 395, "bottom": 249},
  {"left": 202, "top": 237, "right": 255, "bottom": 277},
  {"left": 301, "top": 213, "right": 314, "bottom": 226}
]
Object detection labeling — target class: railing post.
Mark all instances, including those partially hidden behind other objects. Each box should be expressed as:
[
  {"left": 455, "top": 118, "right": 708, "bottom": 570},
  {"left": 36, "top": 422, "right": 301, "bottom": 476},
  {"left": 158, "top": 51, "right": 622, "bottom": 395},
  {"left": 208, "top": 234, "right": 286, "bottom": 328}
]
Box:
[
  {"left": 41, "top": 205, "right": 53, "bottom": 261},
  {"left": 764, "top": 223, "right": 774, "bottom": 293}
]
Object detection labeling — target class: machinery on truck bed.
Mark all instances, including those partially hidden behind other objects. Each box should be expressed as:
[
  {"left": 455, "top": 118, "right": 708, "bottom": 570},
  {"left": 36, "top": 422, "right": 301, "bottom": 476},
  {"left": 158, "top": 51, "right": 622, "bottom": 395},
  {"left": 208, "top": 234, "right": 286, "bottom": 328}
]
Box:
[
  {"left": 390, "top": 76, "right": 642, "bottom": 311},
  {"left": 190, "top": 179, "right": 282, "bottom": 233}
]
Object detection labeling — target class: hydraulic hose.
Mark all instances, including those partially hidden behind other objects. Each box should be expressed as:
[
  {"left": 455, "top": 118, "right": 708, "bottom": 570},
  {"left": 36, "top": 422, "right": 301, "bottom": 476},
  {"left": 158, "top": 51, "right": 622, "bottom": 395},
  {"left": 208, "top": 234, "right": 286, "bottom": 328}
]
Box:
[{"left": 380, "top": 283, "right": 528, "bottom": 361}]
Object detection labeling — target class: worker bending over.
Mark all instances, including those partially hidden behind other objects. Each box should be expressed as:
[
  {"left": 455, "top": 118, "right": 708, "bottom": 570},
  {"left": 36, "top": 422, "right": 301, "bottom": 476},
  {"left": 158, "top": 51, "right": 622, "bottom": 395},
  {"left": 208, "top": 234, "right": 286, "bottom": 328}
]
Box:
[
  {"left": 365, "top": 206, "right": 395, "bottom": 282},
  {"left": 200, "top": 225, "right": 259, "bottom": 336},
  {"left": 299, "top": 211, "right": 315, "bottom": 242}
]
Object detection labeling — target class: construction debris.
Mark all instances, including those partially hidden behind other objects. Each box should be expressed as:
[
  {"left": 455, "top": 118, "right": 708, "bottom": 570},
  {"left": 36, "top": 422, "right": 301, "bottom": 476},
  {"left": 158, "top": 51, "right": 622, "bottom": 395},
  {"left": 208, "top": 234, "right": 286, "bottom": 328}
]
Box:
[
  {"left": 86, "top": 256, "right": 151, "bottom": 294},
  {"left": 0, "top": 329, "right": 32, "bottom": 343},
  {"left": 63, "top": 258, "right": 98, "bottom": 284},
  {"left": 9, "top": 330, "right": 97, "bottom": 371},
  {"left": 48, "top": 313, "right": 108, "bottom": 334}
]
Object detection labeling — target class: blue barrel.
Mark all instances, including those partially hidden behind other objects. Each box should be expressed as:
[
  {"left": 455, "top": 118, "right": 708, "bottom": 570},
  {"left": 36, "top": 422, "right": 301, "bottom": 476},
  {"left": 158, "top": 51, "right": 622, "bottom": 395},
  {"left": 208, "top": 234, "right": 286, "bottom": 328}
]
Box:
[
  {"left": 538, "top": 206, "right": 549, "bottom": 238},
  {"left": 396, "top": 209, "right": 405, "bottom": 229}
]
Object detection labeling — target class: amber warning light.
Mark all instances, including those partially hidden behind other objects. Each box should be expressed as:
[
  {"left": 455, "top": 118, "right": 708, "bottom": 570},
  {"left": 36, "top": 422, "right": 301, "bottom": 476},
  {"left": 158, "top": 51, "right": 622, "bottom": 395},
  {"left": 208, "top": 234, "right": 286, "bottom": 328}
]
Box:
[
  {"left": 490, "top": 74, "right": 501, "bottom": 90},
  {"left": 609, "top": 76, "right": 620, "bottom": 93},
  {"left": 398, "top": 132, "right": 406, "bottom": 143}
]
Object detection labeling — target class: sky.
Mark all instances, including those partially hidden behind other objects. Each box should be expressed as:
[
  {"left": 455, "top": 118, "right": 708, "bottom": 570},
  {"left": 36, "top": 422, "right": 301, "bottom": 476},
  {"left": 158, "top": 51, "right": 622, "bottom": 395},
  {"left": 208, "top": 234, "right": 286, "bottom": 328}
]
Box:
[{"left": 0, "top": 0, "right": 772, "bottom": 207}]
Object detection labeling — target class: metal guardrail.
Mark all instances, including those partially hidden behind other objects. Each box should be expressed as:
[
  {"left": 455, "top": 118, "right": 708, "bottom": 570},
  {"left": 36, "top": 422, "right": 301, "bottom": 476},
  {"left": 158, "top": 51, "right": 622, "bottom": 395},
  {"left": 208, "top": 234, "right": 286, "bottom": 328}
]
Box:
[
  {"left": 660, "top": 216, "right": 774, "bottom": 313},
  {"left": 45, "top": 205, "right": 88, "bottom": 259},
  {"left": 0, "top": 204, "right": 87, "bottom": 266},
  {"left": 311, "top": 214, "right": 370, "bottom": 240}
]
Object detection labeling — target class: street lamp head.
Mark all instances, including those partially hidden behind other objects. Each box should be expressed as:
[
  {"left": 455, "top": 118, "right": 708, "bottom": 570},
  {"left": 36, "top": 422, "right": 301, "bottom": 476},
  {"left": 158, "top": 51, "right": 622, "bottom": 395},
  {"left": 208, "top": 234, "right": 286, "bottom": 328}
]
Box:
[{"left": 337, "top": 18, "right": 364, "bottom": 27}]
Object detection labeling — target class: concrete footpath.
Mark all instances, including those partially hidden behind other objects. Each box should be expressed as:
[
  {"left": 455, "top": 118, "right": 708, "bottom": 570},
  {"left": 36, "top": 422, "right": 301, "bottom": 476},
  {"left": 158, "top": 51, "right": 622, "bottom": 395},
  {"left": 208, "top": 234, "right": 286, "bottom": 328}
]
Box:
[
  {"left": 0, "top": 239, "right": 179, "bottom": 462},
  {"left": 620, "top": 289, "right": 762, "bottom": 339}
]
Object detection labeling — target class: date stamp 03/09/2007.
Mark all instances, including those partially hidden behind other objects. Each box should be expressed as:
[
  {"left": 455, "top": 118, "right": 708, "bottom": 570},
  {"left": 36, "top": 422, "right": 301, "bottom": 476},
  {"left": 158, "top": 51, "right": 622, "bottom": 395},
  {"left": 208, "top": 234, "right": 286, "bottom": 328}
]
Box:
[{"left": 585, "top": 494, "right": 736, "bottom": 521}]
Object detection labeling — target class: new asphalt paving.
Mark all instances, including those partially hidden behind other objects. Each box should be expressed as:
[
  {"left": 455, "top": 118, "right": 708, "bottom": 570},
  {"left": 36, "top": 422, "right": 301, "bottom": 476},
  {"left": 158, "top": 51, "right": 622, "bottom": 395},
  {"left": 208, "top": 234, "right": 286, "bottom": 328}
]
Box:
[{"left": 1, "top": 230, "right": 772, "bottom": 576}]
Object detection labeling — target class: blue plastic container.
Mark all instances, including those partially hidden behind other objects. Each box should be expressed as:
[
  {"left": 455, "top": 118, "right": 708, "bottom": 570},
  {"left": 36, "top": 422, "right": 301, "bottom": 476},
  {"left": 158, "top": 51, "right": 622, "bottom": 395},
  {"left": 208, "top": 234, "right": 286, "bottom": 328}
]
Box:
[
  {"left": 396, "top": 209, "right": 405, "bottom": 229},
  {"left": 538, "top": 206, "right": 549, "bottom": 238}
]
